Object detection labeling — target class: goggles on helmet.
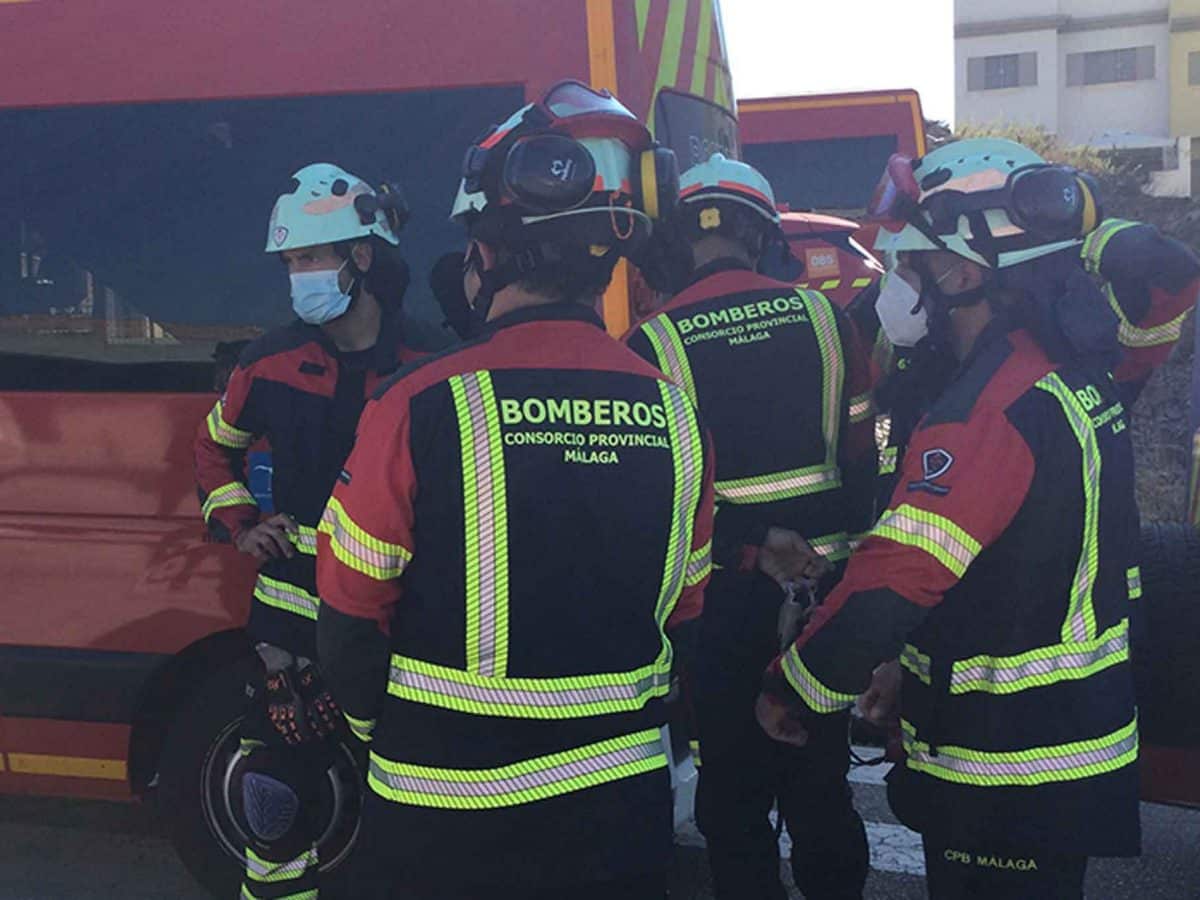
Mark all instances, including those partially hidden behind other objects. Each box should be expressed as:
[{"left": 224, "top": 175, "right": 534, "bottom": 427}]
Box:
[{"left": 869, "top": 153, "right": 1101, "bottom": 244}]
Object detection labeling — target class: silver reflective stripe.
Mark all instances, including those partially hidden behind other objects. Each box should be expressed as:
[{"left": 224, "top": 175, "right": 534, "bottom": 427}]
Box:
[
  {"left": 253, "top": 574, "right": 319, "bottom": 620},
  {"left": 949, "top": 621, "right": 1129, "bottom": 695},
  {"left": 715, "top": 464, "right": 841, "bottom": 504},
  {"left": 900, "top": 644, "right": 931, "bottom": 685},
  {"left": 809, "top": 531, "right": 851, "bottom": 563},
  {"left": 289, "top": 525, "right": 318, "bottom": 556},
  {"left": 643, "top": 315, "right": 697, "bottom": 402},
  {"left": 655, "top": 381, "right": 704, "bottom": 626}
]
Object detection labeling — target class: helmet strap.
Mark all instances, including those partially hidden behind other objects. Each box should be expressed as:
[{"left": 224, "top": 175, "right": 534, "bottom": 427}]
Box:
[{"left": 469, "top": 242, "right": 564, "bottom": 327}]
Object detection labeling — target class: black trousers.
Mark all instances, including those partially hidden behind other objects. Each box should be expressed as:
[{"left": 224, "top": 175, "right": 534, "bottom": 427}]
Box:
[
  {"left": 923, "top": 839, "right": 1087, "bottom": 899},
  {"left": 351, "top": 868, "right": 668, "bottom": 900},
  {"left": 693, "top": 570, "right": 868, "bottom": 900}
]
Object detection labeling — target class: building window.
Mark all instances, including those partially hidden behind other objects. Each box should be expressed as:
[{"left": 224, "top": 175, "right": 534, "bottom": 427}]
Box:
[
  {"left": 967, "top": 52, "right": 1038, "bottom": 91},
  {"left": 1190, "top": 51, "right": 1200, "bottom": 86},
  {"left": 1066, "top": 46, "right": 1156, "bottom": 86}
]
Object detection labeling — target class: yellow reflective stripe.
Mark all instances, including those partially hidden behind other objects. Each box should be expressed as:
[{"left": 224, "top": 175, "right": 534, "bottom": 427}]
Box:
[
  {"left": 900, "top": 644, "right": 931, "bottom": 685},
  {"left": 781, "top": 647, "right": 858, "bottom": 713},
  {"left": 872, "top": 503, "right": 982, "bottom": 579},
  {"left": 642, "top": 314, "right": 698, "bottom": 403},
  {"left": 949, "top": 619, "right": 1129, "bottom": 696},
  {"left": 685, "top": 539, "right": 712, "bottom": 588},
  {"left": 809, "top": 530, "right": 851, "bottom": 563},
  {"left": 689, "top": 739, "right": 702, "bottom": 768},
  {"left": 245, "top": 846, "right": 318, "bottom": 884},
  {"left": 242, "top": 888, "right": 317, "bottom": 900},
  {"left": 368, "top": 728, "right": 667, "bottom": 810},
  {"left": 655, "top": 380, "right": 705, "bottom": 629},
  {"left": 852, "top": 277, "right": 874, "bottom": 289},
  {"left": 319, "top": 496, "right": 412, "bottom": 581},
  {"left": 344, "top": 713, "right": 376, "bottom": 743},
  {"left": 253, "top": 574, "right": 319, "bottom": 621},
  {"left": 1127, "top": 566, "right": 1142, "bottom": 600},
  {"left": 902, "top": 717, "right": 1138, "bottom": 787},
  {"left": 451, "top": 371, "right": 510, "bottom": 678},
  {"left": 206, "top": 398, "right": 254, "bottom": 449},
  {"left": 820, "top": 279, "right": 841, "bottom": 290},
  {"left": 879, "top": 445, "right": 899, "bottom": 475},
  {"left": 801, "top": 291, "right": 845, "bottom": 464},
  {"left": 388, "top": 654, "right": 671, "bottom": 719},
  {"left": 715, "top": 464, "right": 841, "bottom": 504},
  {"left": 1108, "top": 285, "right": 1190, "bottom": 348},
  {"left": 1036, "top": 374, "right": 1100, "bottom": 642},
  {"left": 848, "top": 392, "right": 874, "bottom": 424},
  {"left": 287, "top": 524, "right": 318, "bottom": 556},
  {"left": 1081, "top": 218, "right": 1137, "bottom": 275},
  {"left": 201, "top": 481, "right": 257, "bottom": 523}
]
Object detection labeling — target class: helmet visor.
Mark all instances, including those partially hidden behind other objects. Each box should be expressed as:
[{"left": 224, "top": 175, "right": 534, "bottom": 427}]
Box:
[
  {"left": 542, "top": 81, "right": 636, "bottom": 121},
  {"left": 867, "top": 154, "right": 921, "bottom": 221}
]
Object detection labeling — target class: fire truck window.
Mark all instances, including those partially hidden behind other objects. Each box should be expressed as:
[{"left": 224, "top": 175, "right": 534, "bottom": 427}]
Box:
[
  {"left": 654, "top": 89, "right": 739, "bottom": 171},
  {"left": 0, "top": 85, "right": 522, "bottom": 391},
  {"left": 744, "top": 135, "right": 898, "bottom": 214}
]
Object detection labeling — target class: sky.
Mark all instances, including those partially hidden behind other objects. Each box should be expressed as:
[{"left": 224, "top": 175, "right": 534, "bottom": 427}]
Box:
[{"left": 721, "top": 0, "right": 956, "bottom": 125}]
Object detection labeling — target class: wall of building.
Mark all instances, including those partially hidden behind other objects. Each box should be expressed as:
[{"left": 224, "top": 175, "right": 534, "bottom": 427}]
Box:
[
  {"left": 1058, "top": 23, "right": 1172, "bottom": 144},
  {"left": 956, "top": 30, "right": 1060, "bottom": 130},
  {"left": 1170, "top": 0, "right": 1200, "bottom": 136}
]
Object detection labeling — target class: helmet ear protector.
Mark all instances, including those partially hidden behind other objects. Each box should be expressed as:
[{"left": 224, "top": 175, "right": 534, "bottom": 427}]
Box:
[
  {"left": 461, "top": 126, "right": 678, "bottom": 223},
  {"left": 919, "top": 164, "right": 1102, "bottom": 242},
  {"left": 353, "top": 181, "right": 411, "bottom": 234}
]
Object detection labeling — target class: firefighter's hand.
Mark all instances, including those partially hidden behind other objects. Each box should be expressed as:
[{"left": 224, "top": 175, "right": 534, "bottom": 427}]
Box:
[
  {"left": 858, "top": 659, "right": 902, "bottom": 729},
  {"left": 235, "top": 513, "right": 298, "bottom": 562},
  {"left": 758, "top": 527, "right": 832, "bottom": 588},
  {"left": 264, "top": 667, "right": 313, "bottom": 746},
  {"left": 296, "top": 663, "right": 341, "bottom": 740},
  {"left": 755, "top": 691, "right": 809, "bottom": 747}
]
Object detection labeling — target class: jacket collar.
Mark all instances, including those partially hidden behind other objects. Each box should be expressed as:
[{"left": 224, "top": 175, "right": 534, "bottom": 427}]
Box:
[
  {"left": 481, "top": 301, "right": 606, "bottom": 336},
  {"left": 688, "top": 257, "right": 754, "bottom": 286}
]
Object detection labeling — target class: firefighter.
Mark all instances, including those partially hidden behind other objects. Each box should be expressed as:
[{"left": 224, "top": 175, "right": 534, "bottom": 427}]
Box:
[
  {"left": 757, "top": 139, "right": 1142, "bottom": 899},
  {"left": 313, "top": 81, "right": 712, "bottom": 900},
  {"left": 625, "top": 153, "right": 875, "bottom": 900},
  {"left": 193, "top": 162, "right": 417, "bottom": 899}
]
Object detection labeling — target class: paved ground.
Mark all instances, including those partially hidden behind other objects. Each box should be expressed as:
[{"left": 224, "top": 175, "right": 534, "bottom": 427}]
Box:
[{"left": 0, "top": 753, "right": 1197, "bottom": 899}]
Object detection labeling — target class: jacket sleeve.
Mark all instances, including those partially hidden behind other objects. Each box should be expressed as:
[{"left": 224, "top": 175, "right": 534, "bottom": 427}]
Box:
[
  {"left": 836, "top": 306, "right": 878, "bottom": 537},
  {"left": 667, "top": 429, "right": 715, "bottom": 630},
  {"left": 194, "top": 362, "right": 262, "bottom": 541},
  {"left": 315, "top": 392, "right": 416, "bottom": 737},
  {"left": 764, "top": 405, "right": 1035, "bottom": 713},
  {"left": 1082, "top": 219, "right": 1200, "bottom": 397}
]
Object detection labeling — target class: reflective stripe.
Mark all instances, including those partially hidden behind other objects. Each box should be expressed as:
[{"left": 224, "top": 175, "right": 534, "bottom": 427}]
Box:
[
  {"left": 900, "top": 644, "right": 931, "bottom": 685},
  {"left": 781, "top": 648, "right": 858, "bottom": 714},
  {"left": 801, "top": 291, "right": 846, "bottom": 463},
  {"left": 872, "top": 503, "right": 982, "bottom": 579},
  {"left": 451, "top": 371, "right": 510, "bottom": 678},
  {"left": 344, "top": 713, "right": 375, "bottom": 743},
  {"left": 368, "top": 728, "right": 667, "bottom": 809},
  {"left": 206, "top": 398, "right": 254, "bottom": 449},
  {"left": 849, "top": 392, "right": 874, "bottom": 424},
  {"left": 1108, "top": 285, "right": 1190, "bottom": 348},
  {"left": 949, "top": 619, "right": 1129, "bottom": 695},
  {"left": 202, "top": 481, "right": 257, "bottom": 522},
  {"left": 253, "top": 574, "right": 320, "bottom": 621},
  {"left": 879, "top": 445, "right": 899, "bottom": 475},
  {"left": 242, "top": 889, "right": 317, "bottom": 900},
  {"left": 820, "top": 278, "right": 841, "bottom": 291},
  {"left": 809, "top": 531, "right": 851, "bottom": 563},
  {"left": 388, "top": 655, "right": 671, "bottom": 719},
  {"left": 715, "top": 464, "right": 841, "bottom": 504},
  {"left": 245, "top": 846, "right": 317, "bottom": 884},
  {"left": 1127, "top": 566, "right": 1142, "bottom": 600},
  {"left": 319, "top": 497, "right": 412, "bottom": 581},
  {"left": 852, "top": 277, "right": 874, "bottom": 289},
  {"left": 643, "top": 315, "right": 698, "bottom": 403},
  {"left": 655, "top": 381, "right": 705, "bottom": 629},
  {"left": 288, "top": 525, "right": 318, "bottom": 556},
  {"left": 685, "top": 539, "right": 712, "bottom": 588},
  {"left": 689, "top": 739, "right": 702, "bottom": 768},
  {"left": 1036, "top": 374, "right": 1100, "bottom": 642},
  {"left": 902, "top": 717, "right": 1138, "bottom": 787},
  {"left": 1081, "top": 218, "right": 1137, "bottom": 274}
]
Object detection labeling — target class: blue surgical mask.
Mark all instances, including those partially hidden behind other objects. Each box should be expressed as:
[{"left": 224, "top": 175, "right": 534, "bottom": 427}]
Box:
[{"left": 290, "top": 262, "right": 352, "bottom": 324}]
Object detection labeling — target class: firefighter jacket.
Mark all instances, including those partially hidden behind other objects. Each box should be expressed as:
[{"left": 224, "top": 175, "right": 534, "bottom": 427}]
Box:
[
  {"left": 767, "top": 318, "right": 1142, "bottom": 856},
  {"left": 625, "top": 259, "right": 876, "bottom": 569},
  {"left": 194, "top": 312, "right": 419, "bottom": 657},
  {"left": 315, "top": 303, "right": 714, "bottom": 882}
]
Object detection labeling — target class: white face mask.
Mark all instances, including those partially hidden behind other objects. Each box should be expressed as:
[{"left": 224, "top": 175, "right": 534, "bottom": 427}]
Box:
[
  {"left": 875, "top": 269, "right": 929, "bottom": 348},
  {"left": 290, "top": 261, "right": 352, "bottom": 325}
]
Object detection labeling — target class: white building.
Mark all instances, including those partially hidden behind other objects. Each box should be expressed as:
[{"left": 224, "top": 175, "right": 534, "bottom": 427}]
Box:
[{"left": 955, "top": 0, "right": 1200, "bottom": 196}]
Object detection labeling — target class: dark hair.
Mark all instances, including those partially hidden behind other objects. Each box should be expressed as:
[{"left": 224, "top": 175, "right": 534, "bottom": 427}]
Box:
[
  {"left": 680, "top": 201, "right": 773, "bottom": 260},
  {"left": 335, "top": 236, "right": 410, "bottom": 310}
]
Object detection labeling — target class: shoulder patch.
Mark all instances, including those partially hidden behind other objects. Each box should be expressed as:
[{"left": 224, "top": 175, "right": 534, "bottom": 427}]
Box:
[{"left": 907, "top": 448, "right": 954, "bottom": 496}]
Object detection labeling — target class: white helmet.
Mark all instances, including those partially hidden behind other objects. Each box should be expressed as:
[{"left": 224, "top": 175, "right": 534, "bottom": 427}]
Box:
[
  {"left": 266, "top": 163, "right": 403, "bottom": 253},
  {"left": 678, "top": 153, "right": 781, "bottom": 225}
]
